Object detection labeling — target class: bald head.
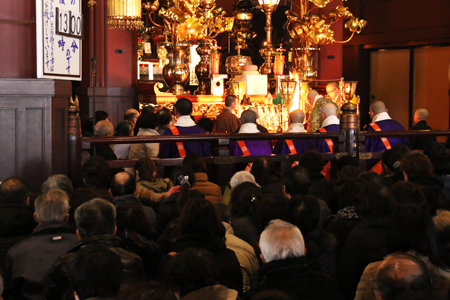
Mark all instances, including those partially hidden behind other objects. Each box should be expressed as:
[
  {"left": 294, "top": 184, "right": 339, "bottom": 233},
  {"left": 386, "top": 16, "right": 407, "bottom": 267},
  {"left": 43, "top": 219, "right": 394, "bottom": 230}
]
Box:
[
  {"left": 370, "top": 101, "right": 387, "bottom": 115},
  {"left": 373, "top": 253, "right": 431, "bottom": 300},
  {"left": 326, "top": 82, "right": 340, "bottom": 100},
  {"left": 307, "top": 90, "right": 319, "bottom": 105},
  {"left": 95, "top": 120, "right": 114, "bottom": 137},
  {"left": 241, "top": 110, "right": 257, "bottom": 124},
  {"left": 289, "top": 110, "right": 305, "bottom": 124},
  {"left": 321, "top": 103, "right": 337, "bottom": 118},
  {"left": 248, "top": 107, "right": 259, "bottom": 118},
  {"left": 110, "top": 171, "right": 136, "bottom": 197},
  {"left": 414, "top": 109, "right": 428, "bottom": 122}
]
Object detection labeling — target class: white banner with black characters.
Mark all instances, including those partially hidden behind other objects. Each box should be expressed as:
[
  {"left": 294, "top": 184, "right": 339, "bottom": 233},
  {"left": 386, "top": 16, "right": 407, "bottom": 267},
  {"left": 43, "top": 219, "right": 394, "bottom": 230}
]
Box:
[{"left": 36, "top": 0, "right": 82, "bottom": 80}]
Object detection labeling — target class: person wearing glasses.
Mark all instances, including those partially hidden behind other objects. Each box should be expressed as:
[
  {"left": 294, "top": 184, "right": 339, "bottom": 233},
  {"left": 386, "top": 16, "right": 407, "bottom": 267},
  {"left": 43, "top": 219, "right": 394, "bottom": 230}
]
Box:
[{"left": 326, "top": 82, "right": 342, "bottom": 106}]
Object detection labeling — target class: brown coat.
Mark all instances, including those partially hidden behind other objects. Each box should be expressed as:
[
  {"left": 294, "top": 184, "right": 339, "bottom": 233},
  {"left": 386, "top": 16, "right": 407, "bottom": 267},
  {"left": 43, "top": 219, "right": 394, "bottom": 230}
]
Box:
[
  {"left": 193, "top": 172, "right": 223, "bottom": 203},
  {"left": 215, "top": 108, "right": 240, "bottom": 133}
]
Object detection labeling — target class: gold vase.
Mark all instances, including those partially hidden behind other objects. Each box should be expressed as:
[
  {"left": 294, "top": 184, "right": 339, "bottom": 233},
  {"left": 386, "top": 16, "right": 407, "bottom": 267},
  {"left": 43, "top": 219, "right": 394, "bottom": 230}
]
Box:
[
  {"left": 294, "top": 47, "right": 319, "bottom": 81},
  {"left": 195, "top": 39, "right": 214, "bottom": 95},
  {"left": 162, "top": 42, "right": 190, "bottom": 95}
]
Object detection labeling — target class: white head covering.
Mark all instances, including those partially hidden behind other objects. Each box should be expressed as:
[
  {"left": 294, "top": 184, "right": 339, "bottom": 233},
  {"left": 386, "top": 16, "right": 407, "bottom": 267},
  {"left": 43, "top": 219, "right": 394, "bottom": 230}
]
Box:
[{"left": 230, "top": 171, "right": 260, "bottom": 189}]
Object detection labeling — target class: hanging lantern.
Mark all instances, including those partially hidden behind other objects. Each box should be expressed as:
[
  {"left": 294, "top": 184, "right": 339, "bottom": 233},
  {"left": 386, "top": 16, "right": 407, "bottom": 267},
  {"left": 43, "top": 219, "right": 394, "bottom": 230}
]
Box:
[{"left": 107, "top": 0, "right": 144, "bottom": 30}]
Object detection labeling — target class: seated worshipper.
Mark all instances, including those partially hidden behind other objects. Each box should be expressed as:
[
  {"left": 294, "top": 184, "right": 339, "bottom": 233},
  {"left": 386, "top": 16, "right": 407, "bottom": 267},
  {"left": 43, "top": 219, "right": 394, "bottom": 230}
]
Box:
[
  {"left": 42, "top": 174, "right": 74, "bottom": 196},
  {"left": 92, "top": 119, "right": 117, "bottom": 161},
  {"left": 163, "top": 248, "right": 239, "bottom": 300},
  {"left": 215, "top": 95, "right": 240, "bottom": 133},
  {"left": 109, "top": 172, "right": 157, "bottom": 228},
  {"left": 94, "top": 110, "right": 109, "bottom": 124},
  {"left": 69, "top": 245, "right": 124, "bottom": 300},
  {"left": 365, "top": 100, "right": 410, "bottom": 173},
  {"left": 197, "top": 117, "right": 214, "bottom": 134},
  {"left": 409, "top": 108, "right": 436, "bottom": 150},
  {"left": 156, "top": 107, "right": 173, "bottom": 136},
  {"left": 285, "top": 195, "right": 337, "bottom": 278},
  {"left": 129, "top": 112, "right": 160, "bottom": 160},
  {"left": 166, "top": 199, "right": 243, "bottom": 295},
  {"left": 433, "top": 210, "right": 450, "bottom": 267},
  {"left": 0, "top": 177, "right": 35, "bottom": 272},
  {"left": 68, "top": 188, "right": 98, "bottom": 230},
  {"left": 157, "top": 165, "right": 205, "bottom": 233},
  {"left": 222, "top": 171, "right": 260, "bottom": 206},
  {"left": 247, "top": 107, "right": 269, "bottom": 133},
  {"left": 250, "top": 157, "right": 283, "bottom": 198},
  {"left": 244, "top": 219, "right": 337, "bottom": 300},
  {"left": 337, "top": 182, "right": 393, "bottom": 300},
  {"left": 379, "top": 148, "right": 406, "bottom": 189},
  {"left": 400, "top": 153, "right": 449, "bottom": 211},
  {"left": 273, "top": 109, "right": 316, "bottom": 157},
  {"left": 134, "top": 106, "right": 154, "bottom": 136},
  {"left": 124, "top": 108, "right": 140, "bottom": 133},
  {"left": 214, "top": 202, "right": 259, "bottom": 292},
  {"left": 306, "top": 89, "right": 340, "bottom": 133},
  {"left": 315, "top": 103, "right": 340, "bottom": 179},
  {"left": 134, "top": 158, "right": 171, "bottom": 213},
  {"left": 182, "top": 153, "right": 222, "bottom": 202},
  {"left": 44, "top": 199, "right": 145, "bottom": 300},
  {"left": 116, "top": 201, "right": 161, "bottom": 279},
  {"left": 4, "top": 190, "right": 78, "bottom": 300},
  {"left": 159, "top": 98, "right": 211, "bottom": 158},
  {"left": 230, "top": 182, "right": 263, "bottom": 247},
  {"left": 81, "top": 155, "right": 113, "bottom": 201},
  {"left": 389, "top": 181, "right": 429, "bottom": 213},
  {"left": 111, "top": 121, "right": 133, "bottom": 159},
  {"left": 229, "top": 110, "right": 273, "bottom": 172},
  {"left": 354, "top": 204, "right": 450, "bottom": 300},
  {"left": 372, "top": 253, "right": 435, "bottom": 300}
]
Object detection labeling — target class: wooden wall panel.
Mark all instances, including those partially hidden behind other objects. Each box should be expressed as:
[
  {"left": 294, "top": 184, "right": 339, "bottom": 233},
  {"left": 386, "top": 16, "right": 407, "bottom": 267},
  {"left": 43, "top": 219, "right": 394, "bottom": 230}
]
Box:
[{"left": 0, "top": 108, "right": 18, "bottom": 178}]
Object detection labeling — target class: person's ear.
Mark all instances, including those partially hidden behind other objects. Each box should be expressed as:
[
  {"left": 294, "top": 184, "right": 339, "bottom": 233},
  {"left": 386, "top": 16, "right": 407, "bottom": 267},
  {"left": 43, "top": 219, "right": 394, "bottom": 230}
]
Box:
[
  {"left": 260, "top": 253, "right": 266, "bottom": 263},
  {"left": 76, "top": 229, "right": 83, "bottom": 240},
  {"left": 33, "top": 212, "right": 39, "bottom": 223}
]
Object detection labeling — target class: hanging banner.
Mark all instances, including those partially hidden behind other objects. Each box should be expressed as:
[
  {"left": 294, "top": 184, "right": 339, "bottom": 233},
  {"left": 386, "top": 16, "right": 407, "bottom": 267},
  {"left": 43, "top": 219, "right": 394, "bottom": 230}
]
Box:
[{"left": 36, "top": 0, "right": 83, "bottom": 80}]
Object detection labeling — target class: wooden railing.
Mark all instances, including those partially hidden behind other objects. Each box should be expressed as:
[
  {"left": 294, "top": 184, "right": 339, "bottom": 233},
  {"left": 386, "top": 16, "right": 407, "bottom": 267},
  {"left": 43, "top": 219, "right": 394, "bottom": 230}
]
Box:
[{"left": 72, "top": 129, "right": 450, "bottom": 186}]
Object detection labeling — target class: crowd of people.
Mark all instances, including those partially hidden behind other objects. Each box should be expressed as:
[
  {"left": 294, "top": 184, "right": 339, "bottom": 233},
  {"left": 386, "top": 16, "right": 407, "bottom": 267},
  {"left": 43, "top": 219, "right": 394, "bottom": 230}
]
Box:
[{"left": 0, "top": 86, "right": 448, "bottom": 300}]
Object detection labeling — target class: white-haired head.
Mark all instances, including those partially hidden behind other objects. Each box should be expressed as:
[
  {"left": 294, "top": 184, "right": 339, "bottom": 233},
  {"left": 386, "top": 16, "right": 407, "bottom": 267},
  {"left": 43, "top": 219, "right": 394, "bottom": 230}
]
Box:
[
  {"left": 229, "top": 171, "right": 260, "bottom": 189},
  {"left": 259, "top": 219, "right": 305, "bottom": 263},
  {"left": 414, "top": 108, "right": 428, "bottom": 123}
]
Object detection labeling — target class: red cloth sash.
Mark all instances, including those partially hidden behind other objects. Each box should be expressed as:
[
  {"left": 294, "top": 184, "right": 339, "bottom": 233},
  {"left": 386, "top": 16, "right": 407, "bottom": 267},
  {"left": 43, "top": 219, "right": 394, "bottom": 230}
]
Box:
[{"left": 169, "top": 126, "right": 187, "bottom": 158}]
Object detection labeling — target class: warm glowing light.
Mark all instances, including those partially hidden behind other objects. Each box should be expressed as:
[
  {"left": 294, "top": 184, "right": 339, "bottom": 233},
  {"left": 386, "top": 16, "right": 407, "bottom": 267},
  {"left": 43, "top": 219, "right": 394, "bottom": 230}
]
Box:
[{"left": 289, "top": 71, "right": 300, "bottom": 112}]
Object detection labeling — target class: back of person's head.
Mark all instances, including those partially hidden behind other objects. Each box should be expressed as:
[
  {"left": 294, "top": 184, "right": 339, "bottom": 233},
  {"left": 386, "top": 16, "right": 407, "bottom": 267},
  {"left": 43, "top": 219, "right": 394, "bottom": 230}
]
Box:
[
  {"left": 81, "top": 156, "right": 111, "bottom": 189},
  {"left": 69, "top": 245, "right": 123, "bottom": 300},
  {"left": 170, "top": 165, "right": 196, "bottom": 211},
  {"left": 114, "top": 121, "right": 133, "bottom": 137},
  {"left": 427, "top": 153, "right": 450, "bottom": 176},
  {"left": 337, "top": 155, "right": 359, "bottom": 172},
  {"left": 354, "top": 182, "right": 392, "bottom": 217},
  {"left": 382, "top": 149, "right": 404, "bottom": 173},
  {"left": 95, "top": 110, "right": 109, "bottom": 123},
  {"left": 433, "top": 210, "right": 450, "bottom": 247},
  {"left": 35, "top": 189, "right": 70, "bottom": 223},
  {"left": 338, "top": 177, "right": 367, "bottom": 209},
  {"left": 135, "top": 158, "right": 156, "bottom": 182},
  {"left": 110, "top": 172, "right": 136, "bottom": 197},
  {"left": 298, "top": 150, "right": 324, "bottom": 175},
  {"left": 389, "top": 181, "right": 427, "bottom": 210},
  {"left": 0, "top": 177, "right": 30, "bottom": 204},
  {"left": 358, "top": 171, "right": 383, "bottom": 183},
  {"left": 400, "top": 153, "right": 434, "bottom": 181},
  {"left": 230, "top": 181, "right": 262, "bottom": 218},
  {"left": 321, "top": 102, "right": 337, "bottom": 118},
  {"left": 370, "top": 100, "right": 387, "bottom": 115},
  {"left": 75, "top": 198, "right": 116, "bottom": 238},
  {"left": 163, "top": 248, "right": 219, "bottom": 298},
  {"left": 69, "top": 188, "right": 98, "bottom": 227},
  {"left": 116, "top": 201, "right": 154, "bottom": 238},
  {"left": 225, "top": 95, "right": 237, "bottom": 108},
  {"left": 241, "top": 110, "right": 257, "bottom": 124},
  {"left": 423, "top": 142, "right": 445, "bottom": 158},
  {"left": 286, "top": 195, "right": 321, "bottom": 234},
  {"left": 338, "top": 165, "right": 360, "bottom": 182},
  {"left": 124, "top": 109, "right": 140, "bottom": 121},
  {"left": 117, "top": 282, "right": 176, "bottom": 300},
  {"left": 213, "top": 202, "right": 231, "bottom": 223},
  {"left": 282, "top": 165, "right": 311, "bottom": 196},
  {"left": 259, "top": 219, "right": 305, "bottom": 263},
  {"left": 391, "top": 143, "right": 410, "bottom": 157},
  {"left": 174, "top": 98, "right": 193, "bottom": 116},
  {"left": 307, "top": 89, "right": 319, "bottom": 103},
  {"left": 157, "top": 108, "right": 172, "bottom": 127},
  {"left": 141, "top": 106, "right": 155, "bottom": 116},
  {"left": 251, "top": 290, "right": 293, "bottom": 300},
  {"left": 229, "top": 171, "right": 259, "bottom": 190},
  {"left": 95, "top": 120, "right": 114, "bottom": 137},
  {"left": 196, "top": 118, "right": 214, "bottom": 134},
  {"left": 373, "top": 252, "right": 432, "bottom": 300},
  {"left": 182, "top": 153, "right": 207, "bottom": 173},
  {"left": 387, "top": 204, "right": 444, "bottom": 269},
  {"left": 251, "top": 157, "right": 279, "bottom": 186},
  {"left": 42, "top": 174, "right": 74, "bottom": 196},
  {"left": 415, "top": 108, "right": 429, "bottom": 121},
  {"left": 138, "top": 112, "right": 158, "bottom": 130},
  {"left": 289, "top": 109, "right": 305, "bottom": 124},
  {"left": 180, "top": 198, "right": 226, "bottom": 249},
  {"left": 260, "top": 193, "right": 289, "bottom": 228}
]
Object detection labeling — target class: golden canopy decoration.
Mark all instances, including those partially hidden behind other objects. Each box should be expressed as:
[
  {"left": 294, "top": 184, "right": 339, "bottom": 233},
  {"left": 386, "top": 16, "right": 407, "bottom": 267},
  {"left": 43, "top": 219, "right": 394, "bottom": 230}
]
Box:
[
  {"left": 107, "top": 0, "right": 144, "bottom": 30},
  {"left": 286, "top": 0, "right": 367, "bottom": 47}
]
